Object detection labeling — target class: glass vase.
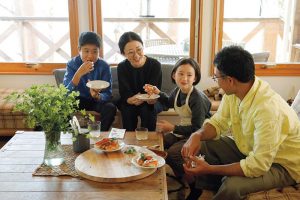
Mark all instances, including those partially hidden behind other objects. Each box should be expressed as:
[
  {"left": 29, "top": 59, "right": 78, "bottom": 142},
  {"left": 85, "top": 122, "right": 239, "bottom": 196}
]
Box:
[{"left": 43, "top": 131, "right": 64, "bottom": 166}]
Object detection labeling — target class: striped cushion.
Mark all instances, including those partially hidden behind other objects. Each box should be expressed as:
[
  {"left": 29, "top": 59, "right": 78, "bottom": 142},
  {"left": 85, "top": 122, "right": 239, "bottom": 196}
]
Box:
[
  {"left": 247, "top": 184, "right": 300, "bottom": 200},
  {"left": 0, "top": 88, "right": 31, "bottom": 136},
  {"left": 201, "top": 185, "right": 300, "bottom": 199}
]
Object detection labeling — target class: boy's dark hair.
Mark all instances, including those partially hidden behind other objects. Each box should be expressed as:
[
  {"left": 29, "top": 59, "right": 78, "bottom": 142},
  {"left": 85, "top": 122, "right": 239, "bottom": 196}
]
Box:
[
  {"left": 118, "top": 31, "right": 143, "bottom": 54},
  {"left": 213, "top": 45, "right": 255, "bottom": 83},
  {"left": 78, "top": 31, "right": 102, "bottom": 48},
  {"left": 171, "top": 57, "right": 201, "bottom": 85}
]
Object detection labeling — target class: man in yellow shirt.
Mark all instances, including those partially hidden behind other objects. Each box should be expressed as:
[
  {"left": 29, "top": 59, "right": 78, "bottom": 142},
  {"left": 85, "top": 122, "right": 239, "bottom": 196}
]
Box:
[{"left": 181, "top": 46, "right": 300, "bottom": 200}]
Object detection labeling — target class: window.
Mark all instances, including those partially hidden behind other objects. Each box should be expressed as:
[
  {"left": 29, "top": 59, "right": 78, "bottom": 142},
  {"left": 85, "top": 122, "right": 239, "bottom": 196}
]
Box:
[
  {"left": 211, "top": 0, "right": 300, "bottom": 76},
  {"left": 0, "top": 0, "right": 79, "bottom": 74},
  {"left": 94, "top": 0, "right": 201, "bottom": 65}
]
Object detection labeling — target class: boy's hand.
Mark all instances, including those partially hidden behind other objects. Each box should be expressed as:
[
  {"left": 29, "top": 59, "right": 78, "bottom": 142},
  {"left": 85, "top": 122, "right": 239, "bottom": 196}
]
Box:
[
  {"left": 78, "top": 61, "right": 94, "bottom": 76},
  {"left": 88, "top": 79, "right": 101, "bottom": 101},
  {"left": 90, "top": 88, "right": 101, "bottom": 100},
  {"left": 72, "top": 61, "right": 94, "bottom": 86}
]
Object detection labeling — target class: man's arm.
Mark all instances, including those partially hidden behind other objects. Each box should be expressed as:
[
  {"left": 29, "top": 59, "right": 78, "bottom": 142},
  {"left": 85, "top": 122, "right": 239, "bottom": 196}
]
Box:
[
  {"left": 184, "top": 159, "right": 245, "bottom": 177},
  {"left": 181, "top": 123, "right": 218, "bottom": 157}
]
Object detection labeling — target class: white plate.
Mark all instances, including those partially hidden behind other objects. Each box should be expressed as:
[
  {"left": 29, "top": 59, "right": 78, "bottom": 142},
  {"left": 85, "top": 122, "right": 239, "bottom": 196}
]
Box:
[
  {"left": 136, "top": 94, "right": 160, "bottom": 101},
  {"left": 131, "top": 154, "right": 165, "bottom": 169},
  {"left": 86, "top": 80, "right": 110, "bottom": 90},
  {"left": 94, "top": 140, "right": 125, "bottom": 152}
]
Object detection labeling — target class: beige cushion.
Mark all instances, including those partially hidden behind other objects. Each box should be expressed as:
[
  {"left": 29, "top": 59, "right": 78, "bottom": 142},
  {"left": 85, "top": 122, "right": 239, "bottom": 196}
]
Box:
[{"left": 0, "top": 88, "right": 32, "bottom": 136}]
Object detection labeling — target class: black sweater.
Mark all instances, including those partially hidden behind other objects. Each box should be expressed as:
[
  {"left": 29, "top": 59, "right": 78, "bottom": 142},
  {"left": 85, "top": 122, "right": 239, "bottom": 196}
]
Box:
[{"left": 117, "top": 57, "right": 162, "bottom": 104}]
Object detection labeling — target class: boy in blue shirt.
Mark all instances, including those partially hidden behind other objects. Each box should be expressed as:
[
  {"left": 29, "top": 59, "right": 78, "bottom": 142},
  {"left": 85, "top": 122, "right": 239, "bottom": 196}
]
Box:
[{"left": 63, "top": 31, "right": 116, "bottom": 131}]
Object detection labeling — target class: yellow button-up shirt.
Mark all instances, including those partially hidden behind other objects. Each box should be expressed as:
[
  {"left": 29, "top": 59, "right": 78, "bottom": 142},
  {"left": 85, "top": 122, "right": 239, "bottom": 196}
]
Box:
[{"left": 206, "top": 77, "right": 300, "bottom": 182}]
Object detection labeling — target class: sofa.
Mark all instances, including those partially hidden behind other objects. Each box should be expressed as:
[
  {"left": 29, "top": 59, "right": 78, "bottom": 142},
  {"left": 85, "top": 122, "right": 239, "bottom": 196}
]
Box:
[
  {"left": 53, "top": 64, "right": 220, "bottom": 127},
  {"left": 0, "top": 64, "right": 220, "bottom": 136}
]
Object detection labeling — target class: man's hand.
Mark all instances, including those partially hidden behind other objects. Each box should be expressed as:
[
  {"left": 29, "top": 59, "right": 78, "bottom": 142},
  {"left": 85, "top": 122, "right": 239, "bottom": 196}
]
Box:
[
  {"left": 182, "top": 123, "right": 218, "bottom": 158},
  {"left": 181, "top": 132, "right": 202, "bottom": 158},
  {"left": 184, "top": 157, "right": 245, "bottom": 177},
  {"left": 183, "top": 155, "right": 210, "bottom": 176},
  {"left": 156, "top": 120, "right": 174, "bottom": 133}
]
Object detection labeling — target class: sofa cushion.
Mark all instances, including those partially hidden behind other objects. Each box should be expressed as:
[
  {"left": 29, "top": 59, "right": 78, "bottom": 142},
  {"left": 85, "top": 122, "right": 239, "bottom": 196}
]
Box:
[
  {"left": 53, "top": 64, "right": 177, "bottom": 104},
  {"left": 110, "top": 66, "right": 120, "bottom": 104},
  {"left": 0, "top": 88, "right": 32, "bottom": 136},
  {"left": 0, "top": 88, "right": 24, "bottom": 115},
  {"left": 160, "top": 64, "right": 176, "bottom": 94}
]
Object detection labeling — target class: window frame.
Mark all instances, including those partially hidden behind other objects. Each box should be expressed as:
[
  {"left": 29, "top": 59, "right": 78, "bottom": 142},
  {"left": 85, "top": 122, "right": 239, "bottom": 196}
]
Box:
[
  {"left": 210, "top": 0, "right": 300, "bottom": 76},
  {"left": 93, "top": 0, "right": 203, "bottom": 65},
  {"left": 0, "top": 0, "right": 79, "bottom": 75}
]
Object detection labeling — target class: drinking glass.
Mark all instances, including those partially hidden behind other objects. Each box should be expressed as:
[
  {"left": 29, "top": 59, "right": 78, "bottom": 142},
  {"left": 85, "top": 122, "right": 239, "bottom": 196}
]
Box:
[
  {"left": 135, "top": 127, "right": 148, "bottom": 140},
  {"left": 88, "top": 121, "right": 101, "bottom": 138}
]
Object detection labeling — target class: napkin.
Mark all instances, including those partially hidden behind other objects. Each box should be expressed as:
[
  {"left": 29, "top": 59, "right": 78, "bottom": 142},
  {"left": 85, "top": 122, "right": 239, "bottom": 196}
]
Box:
[{"left": 109, "top": 128, "right": 126, "bottom": 139}]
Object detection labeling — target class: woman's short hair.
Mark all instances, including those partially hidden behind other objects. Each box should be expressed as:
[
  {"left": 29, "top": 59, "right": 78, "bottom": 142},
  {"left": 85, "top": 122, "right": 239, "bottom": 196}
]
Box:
[
  {"left": 118, "top": 31, "right": 143, "bottom": 54},
  {"left": 171, "top": 57, "right": 201, "bottom": 85}
]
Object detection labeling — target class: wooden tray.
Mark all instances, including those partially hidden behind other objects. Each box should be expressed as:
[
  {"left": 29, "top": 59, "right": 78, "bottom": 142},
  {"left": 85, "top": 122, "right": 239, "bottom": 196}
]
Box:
[{"left": 75, "top": 147, "right": 157, "bottom": 183}]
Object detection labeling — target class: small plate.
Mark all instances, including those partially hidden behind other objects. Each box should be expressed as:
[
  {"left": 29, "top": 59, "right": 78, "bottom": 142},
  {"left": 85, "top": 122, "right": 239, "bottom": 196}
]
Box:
[
  {"left": 136, "top": 94, "right": 160, "bottom": 101},
  {"left": 94, "top": 140, "right": 125, "bottom": 152},
  {"left": 86, "top": 80, "right": 110, "bottom": 90},
  {"left": 131, "top": 154, "right": 165, "bottom": 169},
  {"left": 148, "top": 149, "right": 168, "bottom": 159}
]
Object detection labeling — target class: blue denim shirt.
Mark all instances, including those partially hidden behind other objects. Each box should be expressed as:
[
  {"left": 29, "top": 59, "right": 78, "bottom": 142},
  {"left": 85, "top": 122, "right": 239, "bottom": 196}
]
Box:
[{"left": 63, "top": 55, "right": 112, "bottom": 102}]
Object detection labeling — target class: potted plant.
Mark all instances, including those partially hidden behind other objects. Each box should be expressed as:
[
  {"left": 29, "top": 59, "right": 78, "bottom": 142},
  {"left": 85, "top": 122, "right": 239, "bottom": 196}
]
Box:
[
  {"left": 70, "top": 110, "right": 95, "bottom": 153},
  {"left": 6, "top": 84, "right": 79, "bottom": 166}
]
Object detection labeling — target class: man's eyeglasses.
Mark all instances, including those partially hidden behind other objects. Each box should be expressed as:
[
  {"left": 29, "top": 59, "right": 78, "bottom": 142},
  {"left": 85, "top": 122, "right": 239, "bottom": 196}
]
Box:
[
  {"left": 212, "top": 74, "right": 227, "bottom": 82},
  {"left": 126, "top": 47, "right": 144, "bottom": 58}
]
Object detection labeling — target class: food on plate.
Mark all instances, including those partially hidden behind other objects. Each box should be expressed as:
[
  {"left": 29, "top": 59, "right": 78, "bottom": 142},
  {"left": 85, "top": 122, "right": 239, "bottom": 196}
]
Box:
[
  {"left": 136, "top": 153, "right": 158, "bottom": 167},
  {"left": 95, "top": 138, "right": 120, "bottom": 151},
  {"left": 124, "top": 146, "right": 137, "bottom": 154},
  {"left": 144, "top": 84, "right": 156, "bottom": 97}
]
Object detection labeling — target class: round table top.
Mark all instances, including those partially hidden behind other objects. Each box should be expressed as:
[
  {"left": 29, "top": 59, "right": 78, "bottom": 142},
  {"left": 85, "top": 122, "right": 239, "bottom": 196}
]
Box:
[{"left": 75, "top": 146, "right": 157, "bottom": 183}]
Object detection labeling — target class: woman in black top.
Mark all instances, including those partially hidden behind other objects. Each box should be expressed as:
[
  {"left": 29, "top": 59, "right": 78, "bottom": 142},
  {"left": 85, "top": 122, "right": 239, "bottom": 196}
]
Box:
[{"left": 117, "top": 31, "right": 162, "bottom": 131}]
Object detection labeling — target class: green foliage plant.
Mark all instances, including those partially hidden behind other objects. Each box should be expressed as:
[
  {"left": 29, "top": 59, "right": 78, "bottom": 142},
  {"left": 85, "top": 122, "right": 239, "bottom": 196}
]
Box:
[{"left": 6, "top": 84, "right": 79, "bottom": 146}]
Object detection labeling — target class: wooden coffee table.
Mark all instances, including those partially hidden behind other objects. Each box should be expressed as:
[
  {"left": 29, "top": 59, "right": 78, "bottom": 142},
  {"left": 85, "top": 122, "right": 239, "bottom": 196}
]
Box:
[{"left": 0, "top": 131, "right": 168, "bottom": 200}]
